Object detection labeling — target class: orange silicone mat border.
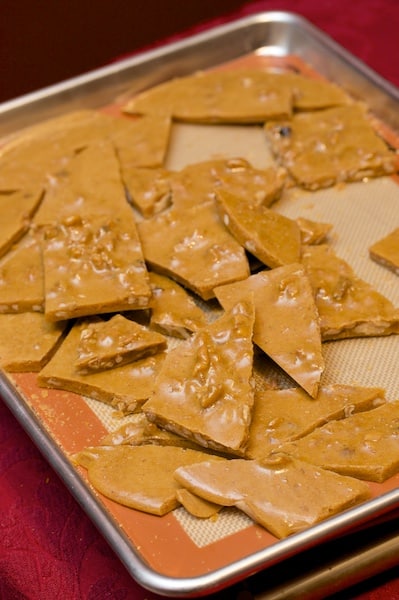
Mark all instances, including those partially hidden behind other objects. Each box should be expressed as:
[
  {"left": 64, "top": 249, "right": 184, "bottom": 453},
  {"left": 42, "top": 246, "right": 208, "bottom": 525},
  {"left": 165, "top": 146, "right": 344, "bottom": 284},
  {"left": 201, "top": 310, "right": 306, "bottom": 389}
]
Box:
[{"left": 9, "top": 370, "right": 399, "bottom": 580}]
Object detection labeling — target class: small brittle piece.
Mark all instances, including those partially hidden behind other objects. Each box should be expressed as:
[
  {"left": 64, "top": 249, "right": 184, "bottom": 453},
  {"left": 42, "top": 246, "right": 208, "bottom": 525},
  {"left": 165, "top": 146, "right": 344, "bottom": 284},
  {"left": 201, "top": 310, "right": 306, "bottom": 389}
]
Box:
[
  {"left": 148, "top": 271, "right": 207, "bottom": 338},
  {"left": 175, "top": 488, "right": 221, "bottom": 519},
  {"left": 369, "top": 227, "right": 399, "bottom": 275},
  {"left": 138, "top": 199, "right": 249, "bottom": 301},
  {"left": 217, "top": 163, "right": 286, "bottom": 209},
  {"left": 101, "top": 414, "right": 204, "bottom": 450},
  {"left": 170, "top": 158, "right": 251, "bottom": 210},
  {"left": 246, "top": 385, "right": 386, "bottom": 460},
  {"left": 75, "top": 314, "right": 167, "bottom": 373},
  {"left": 302, "top": 244, "right": 399, "bottom": 340},
  {"left": 215, "top": 264, "right": 324, "bottom": 397},
  {"left": 144, "top": 300, "right": 255, "bottom": 454},
  {"left": 124, "top": 166, "right": 172, "bottom": 218},
  {"left": 296, "top": 216, "right": 333, "bottom": 245},
  {"left": 38, "top": 318, "right": 166, "bottom": 413}
]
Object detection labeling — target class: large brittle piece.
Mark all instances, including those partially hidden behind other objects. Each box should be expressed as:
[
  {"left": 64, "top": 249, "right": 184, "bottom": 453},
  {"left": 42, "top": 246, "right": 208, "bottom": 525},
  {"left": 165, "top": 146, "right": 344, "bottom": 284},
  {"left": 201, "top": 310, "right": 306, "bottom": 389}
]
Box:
[
  {"left": 42, "top": 212, "right": 151, "bottom": 320},
  {"left": 144, "top": 300, "right": 255, "bottom": 454},
  {"left": 72, "top": 444, "right": 224, "bottom": 516},
  {"left": 123, "top": 69, "right": 294, "bottom": 123},
  {"left": 34, "top": 141, "right": 134, "bottom": 226},
  {"left": 123, "top": 69, "right": 350, "bottom": 124},
  {"left": 174, "top": 453, "right": 370, "bottom": 538},
  {"left": 138, "top": 199, "right": 250, "bottom": 300},
  {"left": 302, "top": 244, "right": 399, "bottom": 340},
  {"left": 215, "top": 264, "right": 324, "bottom": 397},
  {"left": 265, "top": 104, "right": 397, "bottom": 190}
]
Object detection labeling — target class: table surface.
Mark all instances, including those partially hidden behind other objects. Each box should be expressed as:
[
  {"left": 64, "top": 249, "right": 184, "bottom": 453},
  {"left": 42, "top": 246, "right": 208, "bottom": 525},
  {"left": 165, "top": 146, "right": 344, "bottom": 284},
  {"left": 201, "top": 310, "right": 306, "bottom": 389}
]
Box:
[{"left": 1, "top": 1, "right": 399, "bottom": 599}]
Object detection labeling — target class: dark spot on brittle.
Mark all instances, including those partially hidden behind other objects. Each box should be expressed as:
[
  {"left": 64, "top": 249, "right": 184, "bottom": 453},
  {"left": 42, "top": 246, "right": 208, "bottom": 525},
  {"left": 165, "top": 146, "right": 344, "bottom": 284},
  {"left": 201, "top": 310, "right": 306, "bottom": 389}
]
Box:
[{"left": 278, "top": 125, "right": 292, "bottom": 138}]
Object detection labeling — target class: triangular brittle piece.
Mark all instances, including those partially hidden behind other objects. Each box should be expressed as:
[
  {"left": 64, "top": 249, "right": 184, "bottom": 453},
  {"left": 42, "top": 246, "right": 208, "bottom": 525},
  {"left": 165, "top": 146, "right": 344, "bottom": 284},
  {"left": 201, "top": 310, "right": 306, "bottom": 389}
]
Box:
[
  {"left": 75, "top": 314, "right": 167, "bottom": 373},
  {"left": 123, "top": 69, "right": 293, "bottom": 123},
  {"left": 302, "top": 244, "right": 399, "bottom": 340},
  {"left": 0, "top": 234, "right": 44, "bottom": 313},
  {"left": 148, "top": 271, "right": 208, "bottom": 338},
  {"left": 144, "top": 300, "right": 255, "bottom": 454},
  {"left": 138, "top": 200, "right": 249, "bottom": 301},
  {"left": 215, "top": 264, "right": 324, "bottom": 397},
  {"left": 38, "top": 319, "right": 166, "bottom": 413},
  {"left": 265, "top": 104, "right": 397, "bottom": 190},
  {"left": 246, "top": 385, "right": 386, "bottom": 460},
  {"left": 0, "top": 312, "right": 67, "bottom": 372},
  {"left": 216, "top": 188, "right": 301, "bottom": 268},
  {"left": 174, "top": 454, "right": 370, "bottom": 538},
  {"left": 296, "top": 216, "right": 333, "bottom": 245},
  {"left": 0, "top": 188, "right": 43, "bottom": 258},
  {"left": 279, "top": 400, "right": 399, "bottom": 482},
  {"left": 369, "top": 227, "right": 399, "bottom": 275},
  {"left": 72, "top": 444, "right": 224, "bottom": 516}
]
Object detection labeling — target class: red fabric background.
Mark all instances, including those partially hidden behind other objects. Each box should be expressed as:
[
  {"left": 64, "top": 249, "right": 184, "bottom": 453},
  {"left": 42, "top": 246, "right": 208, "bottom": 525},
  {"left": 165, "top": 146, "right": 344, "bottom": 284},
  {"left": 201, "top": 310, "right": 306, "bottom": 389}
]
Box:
[{"left": 1, "top": 1, "right": 399, "bottom": 599}]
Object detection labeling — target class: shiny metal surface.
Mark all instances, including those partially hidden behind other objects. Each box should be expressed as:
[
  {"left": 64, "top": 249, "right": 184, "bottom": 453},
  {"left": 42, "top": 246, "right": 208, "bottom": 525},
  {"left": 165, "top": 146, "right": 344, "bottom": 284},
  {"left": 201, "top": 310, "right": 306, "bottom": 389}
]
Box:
[{"left": 1, "top": 12, "right": 398, "bottom": 137}]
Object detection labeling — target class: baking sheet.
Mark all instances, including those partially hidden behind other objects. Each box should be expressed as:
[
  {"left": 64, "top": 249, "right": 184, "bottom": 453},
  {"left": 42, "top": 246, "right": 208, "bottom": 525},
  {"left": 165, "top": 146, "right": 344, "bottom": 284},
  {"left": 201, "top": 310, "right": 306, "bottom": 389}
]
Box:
[{"left": 1, "top": 11, "right": 399, "bottom": 598}]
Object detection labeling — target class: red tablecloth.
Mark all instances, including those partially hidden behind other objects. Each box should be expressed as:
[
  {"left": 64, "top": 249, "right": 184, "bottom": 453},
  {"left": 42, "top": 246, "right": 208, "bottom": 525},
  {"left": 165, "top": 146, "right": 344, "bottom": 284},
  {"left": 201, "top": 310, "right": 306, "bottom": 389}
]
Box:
[{"left": 1, "top": 1, "right": 399, "bottom": 599}]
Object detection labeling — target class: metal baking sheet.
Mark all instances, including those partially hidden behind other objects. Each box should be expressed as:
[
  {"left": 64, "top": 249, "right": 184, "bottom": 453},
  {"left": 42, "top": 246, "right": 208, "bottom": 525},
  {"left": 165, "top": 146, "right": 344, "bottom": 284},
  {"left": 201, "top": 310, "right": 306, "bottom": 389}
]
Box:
[{"left": 1, "top": 11, "right": 399, "bottom": 598}]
